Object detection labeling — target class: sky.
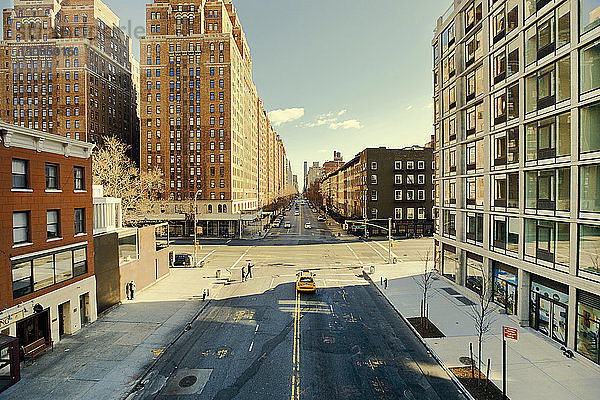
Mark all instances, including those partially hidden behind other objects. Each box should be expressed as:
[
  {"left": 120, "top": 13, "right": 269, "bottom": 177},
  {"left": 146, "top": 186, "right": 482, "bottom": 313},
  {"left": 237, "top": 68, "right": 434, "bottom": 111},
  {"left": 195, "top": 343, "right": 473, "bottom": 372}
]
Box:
[{"left": 0, "top": 0, "right": 451, "bottom": 191}]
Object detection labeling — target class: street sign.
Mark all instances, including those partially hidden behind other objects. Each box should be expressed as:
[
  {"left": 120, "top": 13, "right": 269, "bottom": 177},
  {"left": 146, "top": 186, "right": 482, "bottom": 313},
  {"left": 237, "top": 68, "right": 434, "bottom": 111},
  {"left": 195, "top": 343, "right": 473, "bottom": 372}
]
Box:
[{"left": 503, "top": 326, "right": 518, "bottom": 341}]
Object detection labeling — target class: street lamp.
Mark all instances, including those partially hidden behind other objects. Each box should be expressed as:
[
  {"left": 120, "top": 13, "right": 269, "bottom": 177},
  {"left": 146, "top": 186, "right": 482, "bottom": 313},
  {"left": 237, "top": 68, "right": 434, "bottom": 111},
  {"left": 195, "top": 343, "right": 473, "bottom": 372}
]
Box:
[{"left": 193, "top": 189, "right": 202, "bottom": 267}]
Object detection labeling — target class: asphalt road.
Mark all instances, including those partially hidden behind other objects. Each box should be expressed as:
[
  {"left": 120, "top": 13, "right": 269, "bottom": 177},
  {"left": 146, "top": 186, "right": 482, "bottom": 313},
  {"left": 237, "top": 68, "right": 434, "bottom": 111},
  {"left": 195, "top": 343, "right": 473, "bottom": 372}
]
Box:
[{"left": 130, "top": 200, "right": 465, "bottom": 400}]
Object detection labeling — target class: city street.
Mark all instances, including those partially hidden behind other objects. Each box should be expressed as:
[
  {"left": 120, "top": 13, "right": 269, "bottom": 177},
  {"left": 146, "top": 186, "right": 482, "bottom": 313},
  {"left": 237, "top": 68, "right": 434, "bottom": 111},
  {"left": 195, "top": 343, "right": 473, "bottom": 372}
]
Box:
[{"left": 129, "top": 201, "right": 464, "bottom": 400}]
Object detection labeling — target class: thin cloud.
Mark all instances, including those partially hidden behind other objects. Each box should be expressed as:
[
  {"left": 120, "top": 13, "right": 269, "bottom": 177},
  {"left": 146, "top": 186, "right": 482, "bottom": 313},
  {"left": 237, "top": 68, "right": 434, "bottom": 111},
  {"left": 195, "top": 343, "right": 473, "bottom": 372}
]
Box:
[
  {"left": 268, "top": 107, "right": 305, "bottom": 126},
  {"left": 330, "top": 120, "right": 362, "bottom": 130},
  {"left": 406, "top": 105, "right": 414, "bottom": 111},
  {"left": 337, "top": 109, "right": 347, "bottom": 116}
]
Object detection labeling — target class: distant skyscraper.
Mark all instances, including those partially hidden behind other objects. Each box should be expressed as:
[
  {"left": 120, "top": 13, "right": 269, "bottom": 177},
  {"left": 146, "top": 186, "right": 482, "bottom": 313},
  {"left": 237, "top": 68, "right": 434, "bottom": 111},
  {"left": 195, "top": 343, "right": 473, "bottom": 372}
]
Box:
[{"left": 303, "top": 161, "right": 308, "bottom": 191}]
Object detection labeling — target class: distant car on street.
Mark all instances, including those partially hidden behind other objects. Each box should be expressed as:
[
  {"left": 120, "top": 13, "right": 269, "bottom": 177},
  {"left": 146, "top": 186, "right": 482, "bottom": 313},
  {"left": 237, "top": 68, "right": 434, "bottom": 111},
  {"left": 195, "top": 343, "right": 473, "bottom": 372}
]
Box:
[
  {"left": 295, "top": 211, "right": 300, "bottom": 216},
  {"left": 304, "top": 223, "right": 311, "bottom": 229},
  {"left": 317, "top": 215, "right": 325, "bottom": 222},
  {"left": 284, "top": 222, "right": 291, "bottom": 229}
]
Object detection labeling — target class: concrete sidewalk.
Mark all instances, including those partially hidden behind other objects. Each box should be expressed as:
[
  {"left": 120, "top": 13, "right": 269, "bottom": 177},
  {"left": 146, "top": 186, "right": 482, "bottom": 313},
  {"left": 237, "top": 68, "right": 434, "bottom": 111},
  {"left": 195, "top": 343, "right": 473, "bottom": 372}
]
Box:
[
  {"left": 368, "top": 263, "right": 600, "bottom": 400},
  {"left": 1, "top": 268, "right": 222, "bottom": 400}
]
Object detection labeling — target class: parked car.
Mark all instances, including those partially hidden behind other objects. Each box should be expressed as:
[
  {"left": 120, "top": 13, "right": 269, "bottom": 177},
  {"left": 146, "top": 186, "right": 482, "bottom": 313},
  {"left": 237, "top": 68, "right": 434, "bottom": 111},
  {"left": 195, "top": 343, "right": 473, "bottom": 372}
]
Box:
[
  {"left": 317, "top": 215, "right": 325, "bottom": 222},
  {"left": 173, "top": 253, "right": 192, "bottom": 267},
  {"left": 304, "top": 223, "right": 312, "bottom": 229},
  {"left": 284, "top": 222, "right": 291, "bottom": 229}
]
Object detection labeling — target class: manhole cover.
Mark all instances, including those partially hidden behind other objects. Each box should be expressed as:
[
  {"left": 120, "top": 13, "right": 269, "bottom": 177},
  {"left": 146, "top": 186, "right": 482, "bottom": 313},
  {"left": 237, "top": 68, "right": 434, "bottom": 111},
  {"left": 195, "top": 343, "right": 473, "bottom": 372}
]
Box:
[
  {"left": 179, "top": 375, "right": 198, "bottom": 388},
  {"left": 459, "top": 356, "right": 474, "bottom": 366}
]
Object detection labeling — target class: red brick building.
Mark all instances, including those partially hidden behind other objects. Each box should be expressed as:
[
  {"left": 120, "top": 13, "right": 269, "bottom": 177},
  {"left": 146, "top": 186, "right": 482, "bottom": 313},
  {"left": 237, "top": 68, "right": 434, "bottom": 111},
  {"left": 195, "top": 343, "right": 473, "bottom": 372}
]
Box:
[
  {"left": 0, "top": 121, "right": 97, "bottom": 354},
  {"left": 0, "top": 0, "right": 139, "bottom": 161}
]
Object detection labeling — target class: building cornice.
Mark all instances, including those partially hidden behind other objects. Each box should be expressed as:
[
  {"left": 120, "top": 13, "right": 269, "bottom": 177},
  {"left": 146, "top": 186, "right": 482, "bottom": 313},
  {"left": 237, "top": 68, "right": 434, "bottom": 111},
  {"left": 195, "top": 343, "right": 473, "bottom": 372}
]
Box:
[{"left": 0, "top": 121, "right": 95, "bottom": 159}]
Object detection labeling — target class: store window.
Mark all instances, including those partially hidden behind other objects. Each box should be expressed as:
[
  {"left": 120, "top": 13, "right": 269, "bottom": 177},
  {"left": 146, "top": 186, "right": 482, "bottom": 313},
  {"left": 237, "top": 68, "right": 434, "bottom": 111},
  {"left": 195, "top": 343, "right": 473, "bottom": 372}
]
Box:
[
  {"left": 466, "top": 253, "right": 484, "bottom": 295},
  {"left": 442, "top": 245, "right": 457, "bottom": 280},
  {"left": 577, "top": 290, "right": 600, "bottom": 365},
  {"left": 493, "top": 262, "right": 518, "bottom": 315},
  {"left": 530, "top": 276, "right": 568, "bottom": 345}
]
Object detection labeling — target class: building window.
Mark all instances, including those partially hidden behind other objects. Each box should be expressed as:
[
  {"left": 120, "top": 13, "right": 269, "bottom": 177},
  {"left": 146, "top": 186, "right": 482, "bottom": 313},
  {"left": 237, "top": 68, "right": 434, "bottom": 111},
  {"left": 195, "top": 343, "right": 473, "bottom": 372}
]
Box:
[
  {"left": 395, "top": 208, "right": 403, "bottom": 220},
  {"left": 525, "top": 112, "right": 571, "bottom": 161},
  {"left": 371, "top": 162, "right": 377, "bottom": 170},
  {"left": 418, "top": 189, "right": 425, "bottom": 200},
  {"left": 443, "top": 210, "right": 456, "bottom": 236},
  {"left": 371, "top": 190, "right": 378, "bottom": 201},
  {"left": 395, "top": 190, "right": 403, "bottom": 201},
  {"left": 581, "top": 101, "right": 600, "bottom": 154},
  {"left": 580, "top": 0, "right": 600, "bottom": 34},
  {"left": 525, "top": 219, "right": 570, "bottom": 267},
  {"left": 525, "top": 168, "right": 570, "bottom": 211},
  {"left": 395, "top": 161, "right": 402, "bottom": 170},
  {"left": 74, "top": 208, "right": 86, "bottom": 234},
  {"left": 13, "top": 211, "right": 30, "bottom": 245},
  {"left": 407, "top": 207, "right": 415, "bottom": 219},
  {"left": 581, "top": 164, "right": 600, "bottom": 213},
  {"left": 493, "top": 172, "right": 519, "bottom": 208},
  {"left": 45, "top": 163, "right": 59, "bottom": 189},
  {"left": 371, "top": 174, "right": 378, "bottom": 184},
  {"left": 12, "top": 159, "right": 28, "bottom": 189},
  {"left": 395, "top": 174, "right": 403, "bottom": 185},
  {"left": 47, "top": 210, "right": 60, "bottom": 239},
  {"left": 74, "top": 166, "right": 85, "bottom": 190},
  {"left": 466, "top": 213, "right": 484, "bottom": 244},
  {"left": 581, "top": 39, "right": 600, "bottom": 94},
  {"left": 525, "top": 56, "right": 571, "bottom": 113}
]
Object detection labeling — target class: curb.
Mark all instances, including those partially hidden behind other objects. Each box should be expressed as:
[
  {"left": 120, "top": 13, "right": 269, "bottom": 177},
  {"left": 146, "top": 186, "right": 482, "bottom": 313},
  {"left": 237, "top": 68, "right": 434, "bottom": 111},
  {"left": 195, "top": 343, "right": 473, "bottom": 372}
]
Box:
[
  {"left": 124, "top": 298, "right": 213, "bottom": 399},
  {"left": 363, "top": 272, "right": 475, "bottom": 400}
]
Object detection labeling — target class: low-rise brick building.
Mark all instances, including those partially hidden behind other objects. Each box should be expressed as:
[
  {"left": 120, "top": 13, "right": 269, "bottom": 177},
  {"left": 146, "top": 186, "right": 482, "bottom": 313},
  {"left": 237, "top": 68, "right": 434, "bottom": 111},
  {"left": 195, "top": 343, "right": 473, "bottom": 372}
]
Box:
[{"left": 0, "top": 121, "right": 96, "bottom": 357}]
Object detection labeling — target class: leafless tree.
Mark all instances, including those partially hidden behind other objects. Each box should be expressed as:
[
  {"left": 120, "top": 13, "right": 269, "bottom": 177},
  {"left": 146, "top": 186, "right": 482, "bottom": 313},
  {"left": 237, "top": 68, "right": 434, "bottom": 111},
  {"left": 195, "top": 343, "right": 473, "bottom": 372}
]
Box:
[
  {"left": 416, "top": 247, "right": 435, "bottom": 326},
  {"left": 92, "top": 137, "right": 163, "bottom": 224},
  {"left": 467, "top": 266, "right": 496, "bottom": 384}
]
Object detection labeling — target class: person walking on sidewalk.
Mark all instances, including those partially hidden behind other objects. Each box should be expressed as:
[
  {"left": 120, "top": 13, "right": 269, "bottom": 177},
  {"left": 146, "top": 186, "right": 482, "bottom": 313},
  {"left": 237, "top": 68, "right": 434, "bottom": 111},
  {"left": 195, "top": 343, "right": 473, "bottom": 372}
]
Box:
[
  {"left": 130, "top": 280, "right": 137, "bottom": 299},
  {"left": 247, "top": 262, "right": 253, "bottom": 279},
  {"left": 126, "top": 282, "right": 131, "bottom": 300},
  {"left": 241, "top": 266, "right": 246, "bottom": 282}
]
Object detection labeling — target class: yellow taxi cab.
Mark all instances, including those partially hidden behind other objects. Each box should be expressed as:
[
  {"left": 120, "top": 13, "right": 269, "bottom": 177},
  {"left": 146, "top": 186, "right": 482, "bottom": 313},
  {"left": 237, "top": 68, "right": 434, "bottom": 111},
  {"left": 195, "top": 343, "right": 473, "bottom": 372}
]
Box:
[{"left": 296, "top": 270, "right": 316, "bottom": 293}]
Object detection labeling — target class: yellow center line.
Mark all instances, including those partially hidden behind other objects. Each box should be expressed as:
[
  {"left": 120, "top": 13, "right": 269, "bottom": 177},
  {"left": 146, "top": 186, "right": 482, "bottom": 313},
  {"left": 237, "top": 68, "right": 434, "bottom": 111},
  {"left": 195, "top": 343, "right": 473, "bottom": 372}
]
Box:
[{"left": 291, "top": 283, "right": 301, "bottom": 400}]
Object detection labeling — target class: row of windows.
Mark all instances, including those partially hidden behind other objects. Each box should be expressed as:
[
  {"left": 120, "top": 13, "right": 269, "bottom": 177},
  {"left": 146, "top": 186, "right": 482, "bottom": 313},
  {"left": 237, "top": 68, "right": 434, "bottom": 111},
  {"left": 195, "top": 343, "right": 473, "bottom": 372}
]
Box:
[
  {"left": 12, "top": 159, "right": 85, "bottom": 191},
  {"left": 369, "top": 160, "right": 429, "bottom": 170},
  {"left": 368, "top": 174, "right": 427, "bottom": 185},
  {"left": 13, "top": 208, "right": 86, "bottom": 246}
]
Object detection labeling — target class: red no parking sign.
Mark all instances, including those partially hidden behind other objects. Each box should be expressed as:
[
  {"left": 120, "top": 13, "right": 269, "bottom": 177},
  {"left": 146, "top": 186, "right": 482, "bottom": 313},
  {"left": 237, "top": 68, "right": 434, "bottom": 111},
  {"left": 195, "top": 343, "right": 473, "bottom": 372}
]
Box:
[{"left": 503, "top": 326, "right": 518, "bottom": 341}]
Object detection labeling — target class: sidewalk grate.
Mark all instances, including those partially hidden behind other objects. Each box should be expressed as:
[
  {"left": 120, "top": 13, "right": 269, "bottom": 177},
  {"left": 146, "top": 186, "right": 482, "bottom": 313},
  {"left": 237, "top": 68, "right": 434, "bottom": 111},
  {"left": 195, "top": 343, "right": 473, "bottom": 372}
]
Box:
[
  {"left": 440, "top": 287, "right": 460, "bottom": 296},
  {"left": 455, "top": 296, "right": 476, "bottom": 306}
]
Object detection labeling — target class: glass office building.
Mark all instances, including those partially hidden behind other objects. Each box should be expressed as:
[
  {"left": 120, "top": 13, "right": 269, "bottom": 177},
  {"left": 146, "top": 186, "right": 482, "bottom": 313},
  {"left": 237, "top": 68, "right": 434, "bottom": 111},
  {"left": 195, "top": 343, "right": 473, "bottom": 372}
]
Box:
[{"left": 432, "top": 0, "right": 600, "bottom": 364}]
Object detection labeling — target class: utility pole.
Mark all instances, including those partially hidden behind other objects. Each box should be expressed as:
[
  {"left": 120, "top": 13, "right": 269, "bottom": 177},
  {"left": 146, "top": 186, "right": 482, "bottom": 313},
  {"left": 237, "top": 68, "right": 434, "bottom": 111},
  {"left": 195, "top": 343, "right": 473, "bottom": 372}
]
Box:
[
  {"left": 193, "top": 189, "right": 202, "bottom": 267},
  {"left": 388, "top": 217, "right": 392, "bottom": 264}
]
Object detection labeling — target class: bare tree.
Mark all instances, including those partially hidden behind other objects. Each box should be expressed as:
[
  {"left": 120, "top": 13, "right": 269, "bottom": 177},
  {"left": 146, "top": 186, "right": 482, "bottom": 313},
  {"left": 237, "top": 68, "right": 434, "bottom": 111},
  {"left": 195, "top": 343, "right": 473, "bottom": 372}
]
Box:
[
  {"left": 467, "top": 266, "right": 496, "bottom": 384},
  {"left": 92, "top": 137, "right": 163, "bottom": 224},
  {"left": 416, "top": 247, "right": 435, "bottom": 326}
]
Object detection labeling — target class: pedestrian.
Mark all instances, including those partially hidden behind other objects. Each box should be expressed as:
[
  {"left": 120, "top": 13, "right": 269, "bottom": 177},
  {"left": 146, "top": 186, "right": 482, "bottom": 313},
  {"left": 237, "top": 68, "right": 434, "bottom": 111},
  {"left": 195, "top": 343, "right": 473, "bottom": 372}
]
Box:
[
  {"left": 384, "top": 278, "right": 388, "bottom": 290},
  {"left": 202, "top": 289, "right": 207, "bottom": 301},
  {"left": 126, "top": 282, "right": 131, "bottom": 300},
  {"left": 247, "top": 262, "right": 253, "bottom": 279},
  {"left": 130, "top": 280, "right": 136, "bottom": 299},
  {"left": 241, "top": 266, "right": 246, "bottom": 282}
]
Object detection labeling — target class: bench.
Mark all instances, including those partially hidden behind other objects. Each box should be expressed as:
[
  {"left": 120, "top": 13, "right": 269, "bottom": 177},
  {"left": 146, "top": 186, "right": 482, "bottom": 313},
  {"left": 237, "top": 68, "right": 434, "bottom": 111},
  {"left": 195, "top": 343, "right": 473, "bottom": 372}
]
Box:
[{"left": 22, "top": 338, "right": 50, "bottom": 363}]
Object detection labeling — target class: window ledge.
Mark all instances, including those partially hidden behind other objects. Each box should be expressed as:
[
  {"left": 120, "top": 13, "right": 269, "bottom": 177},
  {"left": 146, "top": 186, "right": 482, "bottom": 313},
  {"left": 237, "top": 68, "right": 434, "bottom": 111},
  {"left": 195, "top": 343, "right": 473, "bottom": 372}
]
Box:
[
  {"left": 45, "top": 189, "right": 63, "bottom": 193},
  {"left": 74, "top": 233, "right": 87, "bottom": 238},
  {"left": 47, "top": 237, "right": 63, "bottom": 242},
  {"left": 13, "top": 242, "right": 33, "bottom": 249},
  {"left": 11, "top": 188, "right": 33, "bottom": 193},
  {"left": 74, "top": 190, "right": 87, "bottom": 193}
]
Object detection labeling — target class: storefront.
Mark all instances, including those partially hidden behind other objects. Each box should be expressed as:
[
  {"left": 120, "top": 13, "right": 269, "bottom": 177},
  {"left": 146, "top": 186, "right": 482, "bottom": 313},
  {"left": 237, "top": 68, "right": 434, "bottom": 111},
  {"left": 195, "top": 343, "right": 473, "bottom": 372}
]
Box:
[
  {"left": 466, "top": 252, "right": 484, "bottom": 295},
  {"left": 530, "top": 275, "right": 568, "bottom": 345},
  {"left": 576, "top": 290, "right": 600, "bottom": 365},
  {"left": 493, "top": 262, "right": 518, "bottom": 315},
  {"left": 16, "top": 309, "right": 51, "bottom": 358},
  {"left": 0, "top": 335, "right": 19, "bottom": 393},
  {"left": 442, "top": 244, "right": 457, "bottom": 281}
]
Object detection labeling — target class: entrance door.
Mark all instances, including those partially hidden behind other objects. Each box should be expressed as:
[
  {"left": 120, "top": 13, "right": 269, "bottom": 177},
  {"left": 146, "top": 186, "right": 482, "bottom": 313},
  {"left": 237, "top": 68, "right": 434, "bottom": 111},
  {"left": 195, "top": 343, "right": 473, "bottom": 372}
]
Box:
[
  {"left": 58, "top": 302, "right": 70, "bottom": 339},
  {"left": 552, "top": 303, "right": 567, "bottom": 344},
  {"left": 79, "top": 294, "right": 89, "bottom": 327},
  {"left": 538, "top": 296, "right": 551, "bottom": 336},
  {"left": 16, "top": 310, "right": 50, "bottom": 357}
]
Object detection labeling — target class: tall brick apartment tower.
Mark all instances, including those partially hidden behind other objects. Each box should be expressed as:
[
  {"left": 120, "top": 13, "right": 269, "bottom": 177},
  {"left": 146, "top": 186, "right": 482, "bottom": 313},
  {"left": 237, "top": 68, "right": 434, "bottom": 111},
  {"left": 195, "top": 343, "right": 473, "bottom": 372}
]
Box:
[
  {"left": 0, "top": 0, "right": 139, "bottom": 162},
  {"left": 141, "top": 0, "right": 265, "bottom": 213}
]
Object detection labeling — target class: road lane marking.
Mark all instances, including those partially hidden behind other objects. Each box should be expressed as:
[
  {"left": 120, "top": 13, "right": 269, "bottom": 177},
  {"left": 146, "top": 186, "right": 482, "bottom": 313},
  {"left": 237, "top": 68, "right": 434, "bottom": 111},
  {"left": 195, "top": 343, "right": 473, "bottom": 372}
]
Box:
[
  {"left": 231, "top": 246, "right": 253, "bottom": 269},
  {"left": 365, "top": 241, "right": 387, "bottom": 262},
  {"left": 345, "top": 244, "right": 363, "bottom": 265},
  {"left": 248, "top": 340, "right": 254, "bottom": 352},
  {"left": 199, "top": 249, "right": 216, "bottom": 263},
  {"left": 291, "top": 287, "right": 301, "bottom": 400},
  {"left": 255, "top": 324, "right": 260, "bottom": 332},
  {"left": 372, "top": 241, "right": 400, "bottom": 260}
]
